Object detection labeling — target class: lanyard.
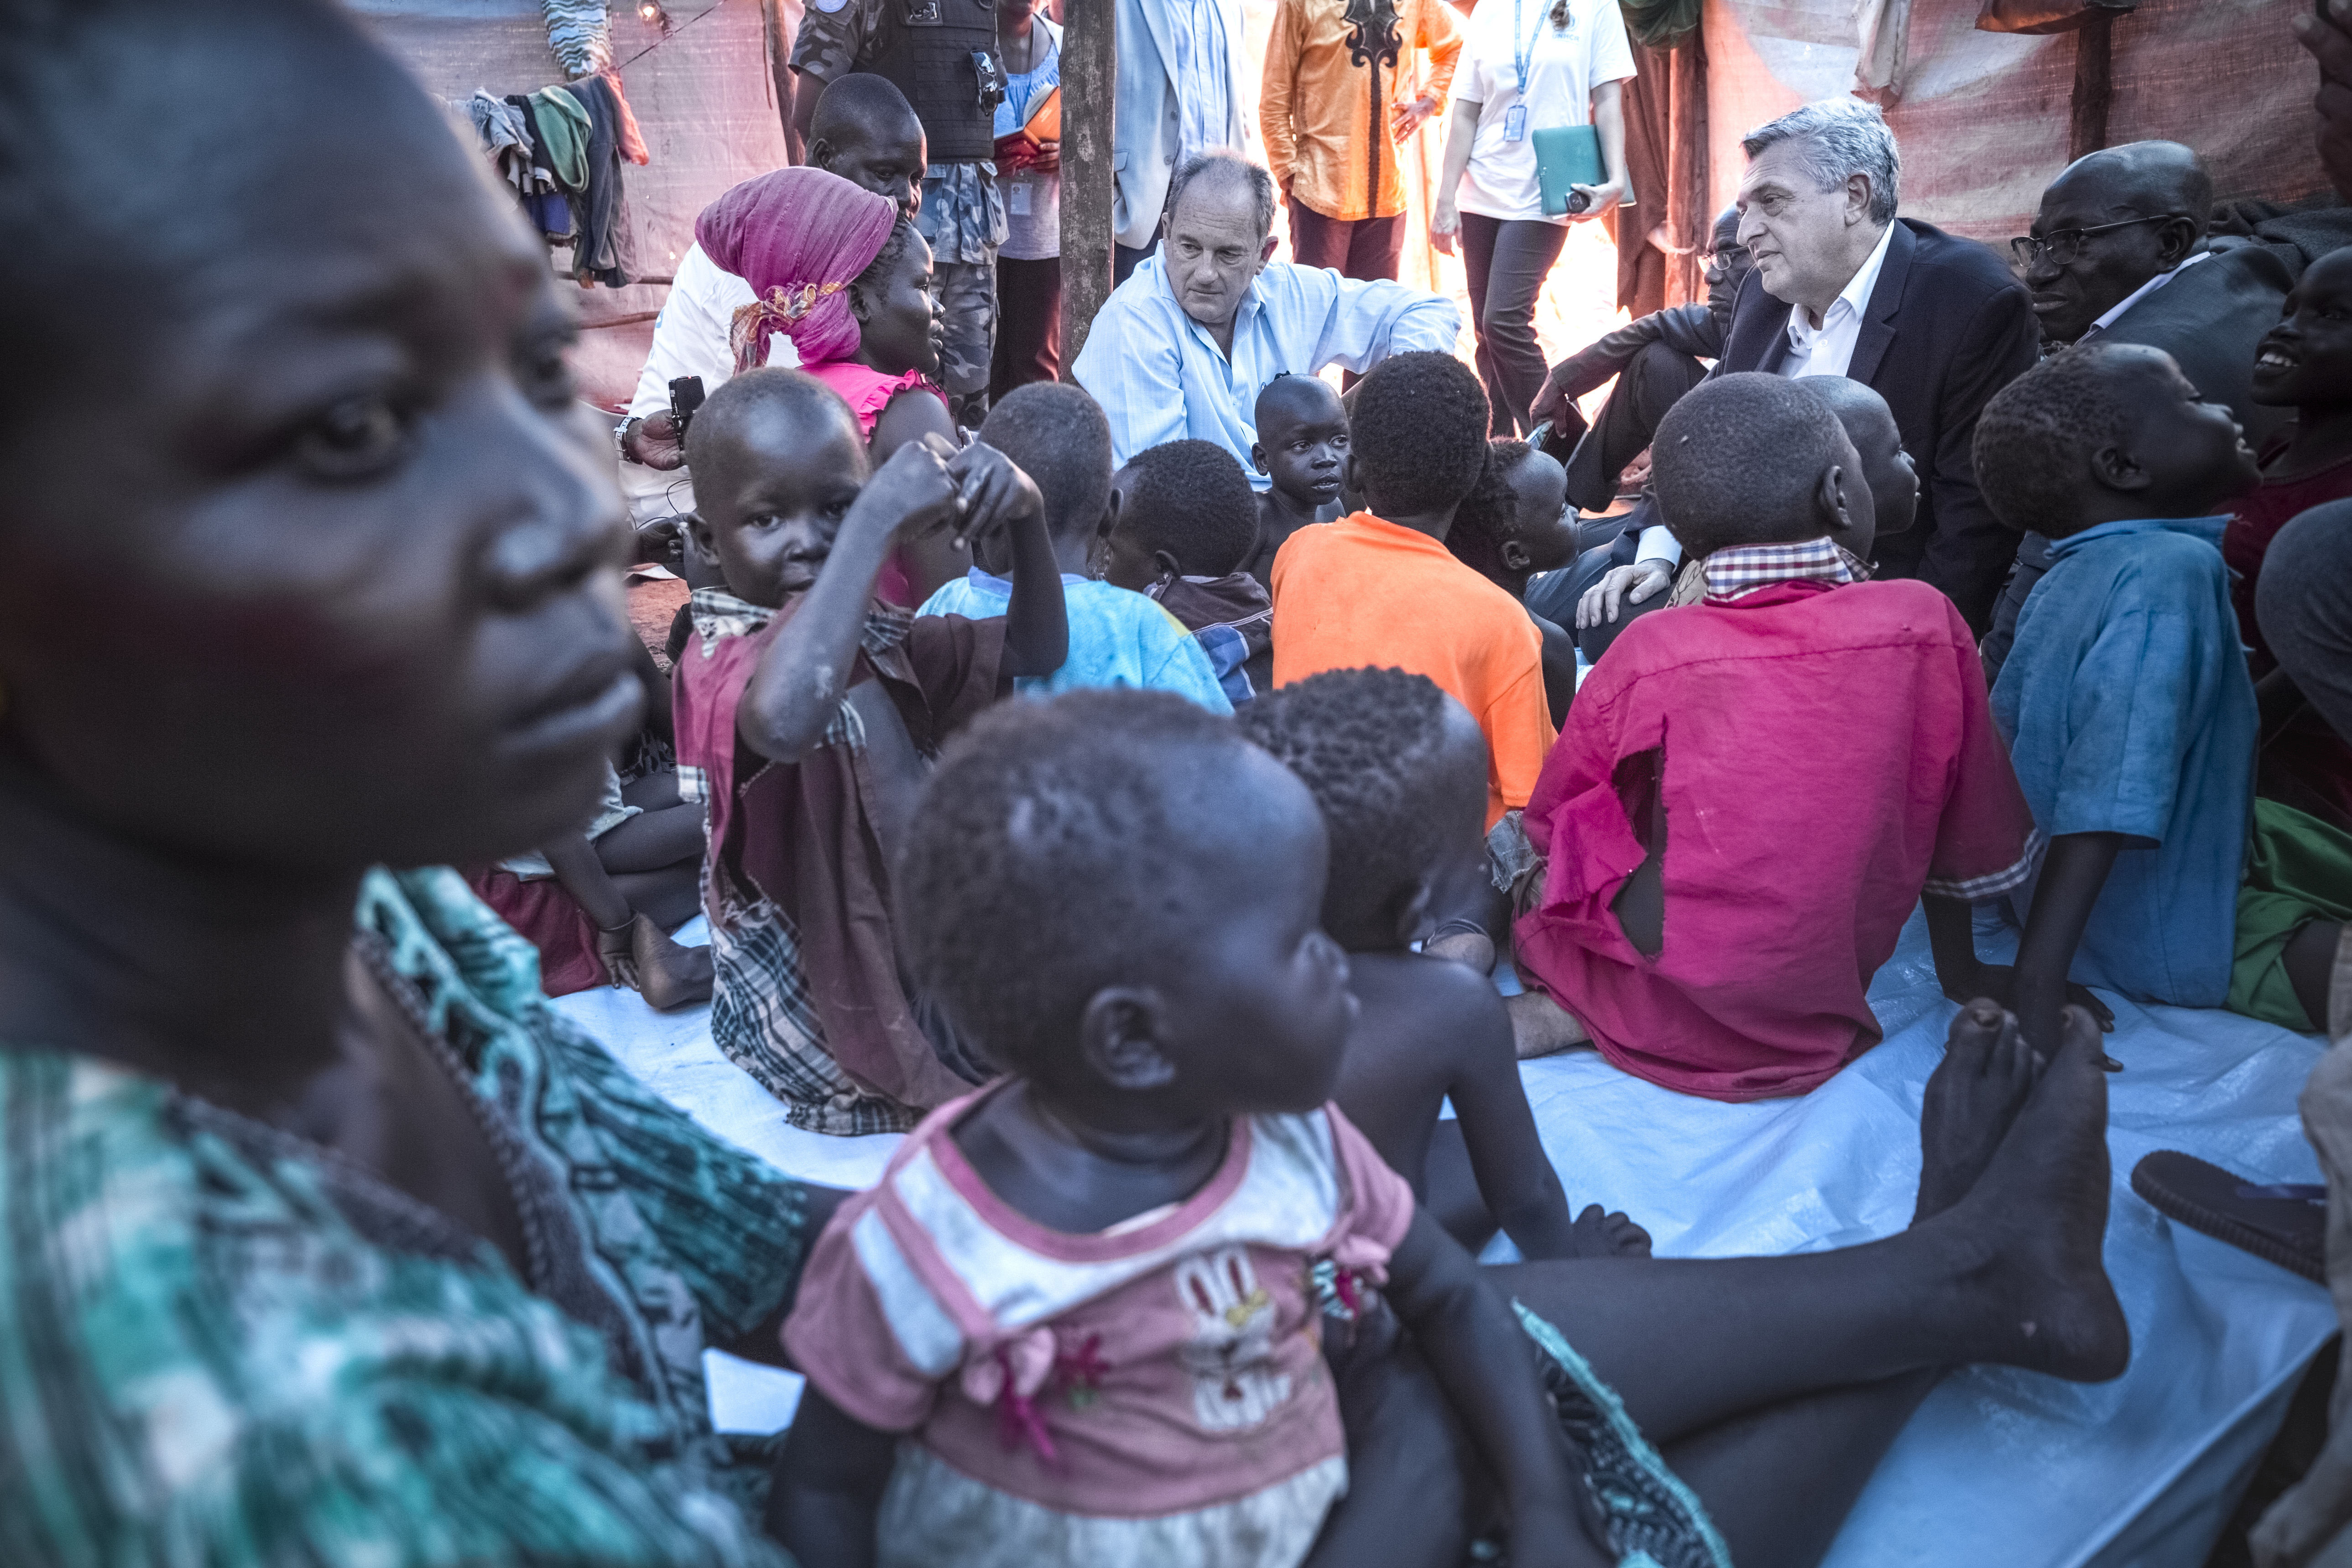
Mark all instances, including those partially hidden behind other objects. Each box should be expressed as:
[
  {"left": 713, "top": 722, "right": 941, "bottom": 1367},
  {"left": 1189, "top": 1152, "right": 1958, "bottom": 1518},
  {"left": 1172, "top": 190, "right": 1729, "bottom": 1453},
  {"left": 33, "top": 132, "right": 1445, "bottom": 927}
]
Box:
[{"left": 1510, "top": 0, "right": 1541, "bottom": 97}]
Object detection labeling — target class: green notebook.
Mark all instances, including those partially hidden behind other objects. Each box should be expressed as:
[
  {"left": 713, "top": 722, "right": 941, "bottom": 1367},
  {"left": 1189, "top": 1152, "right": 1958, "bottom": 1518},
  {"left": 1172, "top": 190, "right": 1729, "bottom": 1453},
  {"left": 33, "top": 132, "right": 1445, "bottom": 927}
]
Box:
[{"left": 1533, "top": 124, "right": 1604, "bottom": 216}]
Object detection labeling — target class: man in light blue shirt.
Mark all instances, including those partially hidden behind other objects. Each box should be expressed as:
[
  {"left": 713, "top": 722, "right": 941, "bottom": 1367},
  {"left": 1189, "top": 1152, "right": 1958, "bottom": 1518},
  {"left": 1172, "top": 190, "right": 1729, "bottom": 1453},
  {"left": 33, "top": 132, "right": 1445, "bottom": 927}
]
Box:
[{"left": 1073, "top": 151, "right": 1461, "bottom": 486}]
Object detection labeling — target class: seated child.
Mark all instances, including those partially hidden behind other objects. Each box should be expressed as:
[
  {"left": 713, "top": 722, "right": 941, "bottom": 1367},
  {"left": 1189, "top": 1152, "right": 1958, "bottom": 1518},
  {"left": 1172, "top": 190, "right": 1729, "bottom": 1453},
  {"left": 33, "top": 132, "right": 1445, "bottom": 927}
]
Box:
[
  {"left": 1237, "top": 667, "right": 1648, "bottom": 1262},
  {"left": 2228, "top": 248, "right": 2352, "bottom": 828},
  {"left": 1444, "top": 440, "right": 1583, "bottom": 724},
  {"left": 468, "top": 638, "right": 712, "bottom": 1007},
  {"left": 1509, "top": 374, "right": 2044, "bottom": 1098},
  {"left": 675, "top": 367, "right": 1068, "bottom": 1134},
  {"left": 918, "top": 384, "right": 1231, "bottom": 713},
  {"left": 1658, "top": 375, "right": 1918, "bottom": 610},
  {"left": 1272, "top": 352, "right": 1555, "bottom": 834},
  {"left": 1099, "top": 437, "right": 1272, "bottom": 704},
  {"left": 772, "top": 689, "right": 1584, "bottom": 1568},
  {"left": 1959, "top": 342, "right": 2349, "bottom": 1048},
  {"left": 1244, "top": 371, "right": 1349, "bottom": 589}
]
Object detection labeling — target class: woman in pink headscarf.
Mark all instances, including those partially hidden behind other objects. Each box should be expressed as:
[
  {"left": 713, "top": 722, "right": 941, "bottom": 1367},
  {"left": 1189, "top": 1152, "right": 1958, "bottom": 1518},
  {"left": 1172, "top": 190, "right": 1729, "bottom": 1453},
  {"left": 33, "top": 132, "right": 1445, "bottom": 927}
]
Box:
[{"left": 696, "top": 167, "right": 954, "bottom": 461}]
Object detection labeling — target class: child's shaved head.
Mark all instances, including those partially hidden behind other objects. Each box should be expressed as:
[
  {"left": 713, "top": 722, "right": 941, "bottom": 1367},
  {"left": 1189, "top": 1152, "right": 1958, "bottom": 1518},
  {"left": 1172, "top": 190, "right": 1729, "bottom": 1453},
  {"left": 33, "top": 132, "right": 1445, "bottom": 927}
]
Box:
[
  {"left": 978, "top": 383, "right": 1113, "bottom": 545},
  {"left": 1115, "top": 439, "right": 1260, "bottom": 577},
  {"left": 687, "top": 368, "right": 866, "bottom": 493},
  {"left": 1255, "top": 371, "right": 1344, "bottom": 432},
  {"left": 900, "top": 689, "right": 1319, "bottom": 1072},
  {"left": 1652, "top": 374, "right": 1857, "bottom": 559},
  {"left": 1237, "top": 667, "right": 1486, "bottom": 943}
]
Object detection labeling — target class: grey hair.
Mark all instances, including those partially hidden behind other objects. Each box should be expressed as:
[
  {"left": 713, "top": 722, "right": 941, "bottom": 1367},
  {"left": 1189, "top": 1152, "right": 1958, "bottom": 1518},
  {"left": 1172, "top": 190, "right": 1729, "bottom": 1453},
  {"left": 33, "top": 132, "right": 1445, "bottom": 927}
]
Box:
[
  {"left": 1741, "top": 98, "right": 1901, "bottom": 226},
  {"left": 1167, "top": 150, "right": 1277, "bottom": 240}
]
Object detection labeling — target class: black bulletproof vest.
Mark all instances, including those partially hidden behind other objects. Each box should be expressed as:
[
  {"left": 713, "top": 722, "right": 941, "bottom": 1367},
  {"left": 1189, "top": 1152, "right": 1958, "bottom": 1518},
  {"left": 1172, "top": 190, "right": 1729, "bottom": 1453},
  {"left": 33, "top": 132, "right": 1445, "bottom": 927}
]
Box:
[{"left": 868, "top": 0, "right": 1001, "bottom": 164}]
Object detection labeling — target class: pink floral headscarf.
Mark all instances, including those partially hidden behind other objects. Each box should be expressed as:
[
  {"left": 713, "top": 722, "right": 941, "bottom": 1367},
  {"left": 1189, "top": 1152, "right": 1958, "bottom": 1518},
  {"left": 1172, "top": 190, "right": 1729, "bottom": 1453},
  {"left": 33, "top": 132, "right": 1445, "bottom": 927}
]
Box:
[{"left": 694, "top": 167, "right": 899, "bottom": 373}]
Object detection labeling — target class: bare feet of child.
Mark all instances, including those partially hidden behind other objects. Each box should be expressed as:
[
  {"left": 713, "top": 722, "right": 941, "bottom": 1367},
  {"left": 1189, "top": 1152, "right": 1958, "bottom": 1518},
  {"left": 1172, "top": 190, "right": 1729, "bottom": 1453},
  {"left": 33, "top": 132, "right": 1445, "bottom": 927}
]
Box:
[
  {"left": 1930, "top": 1003, "right": 2130, "bottom": 1383},
  {"left": 1569, "top": 1203, "right": 1653, "bottom": 1258},
  {"left": 1506, "top": 990, "right": 1592, "bottom": 1059},
  {"left": 1914, "top": 999, "right": 2042, "bottom": 1224},
  {"left": 631, "top": 912, "right": 713, "bottom": 1011}
]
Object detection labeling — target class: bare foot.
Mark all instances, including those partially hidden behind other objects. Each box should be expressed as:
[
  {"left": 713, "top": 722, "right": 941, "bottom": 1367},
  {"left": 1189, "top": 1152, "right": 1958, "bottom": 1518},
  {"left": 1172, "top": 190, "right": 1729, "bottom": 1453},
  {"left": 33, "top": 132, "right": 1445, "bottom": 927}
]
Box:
[
  {"left": 1914, "top": 1000, "right": 2041, "bottom": 1224},
  {"left": 1506, "top": 990, "right": 1591, "bottom": 1059},
  {"left": 1939, "top": 1004, "right": 2130, "bottom": 1383},
  {"left": 632, "top": 913, "right": 713, "bottom": 1011},
  {"left": 1569, "top": 1203, "right": 1653, "bottom": 1258}
]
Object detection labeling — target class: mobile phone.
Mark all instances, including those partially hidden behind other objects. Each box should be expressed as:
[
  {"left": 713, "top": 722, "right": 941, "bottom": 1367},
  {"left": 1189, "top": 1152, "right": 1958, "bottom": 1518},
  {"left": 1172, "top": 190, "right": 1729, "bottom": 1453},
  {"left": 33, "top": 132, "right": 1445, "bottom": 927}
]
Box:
[{"left": 669, "top": 375, "right": 705, "bottom": 439}]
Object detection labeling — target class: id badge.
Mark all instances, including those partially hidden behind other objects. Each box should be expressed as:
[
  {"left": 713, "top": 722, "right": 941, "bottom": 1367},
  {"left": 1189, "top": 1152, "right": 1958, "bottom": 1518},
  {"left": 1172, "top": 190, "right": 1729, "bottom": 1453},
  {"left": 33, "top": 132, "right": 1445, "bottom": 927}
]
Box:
[
  {"left": 1503, "top": 104, "right": 1527, "bottom": 142},
  {"left": 1008, "top": 179, "right": 1032, "bottom": 216}
]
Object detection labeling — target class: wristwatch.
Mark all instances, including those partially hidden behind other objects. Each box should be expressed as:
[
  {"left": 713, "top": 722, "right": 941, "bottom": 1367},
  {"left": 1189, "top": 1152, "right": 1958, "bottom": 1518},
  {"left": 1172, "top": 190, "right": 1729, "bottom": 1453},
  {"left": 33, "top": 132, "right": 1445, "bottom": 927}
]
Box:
[{"left": 615, "top": 415, "right": 644, "bottom": 465}]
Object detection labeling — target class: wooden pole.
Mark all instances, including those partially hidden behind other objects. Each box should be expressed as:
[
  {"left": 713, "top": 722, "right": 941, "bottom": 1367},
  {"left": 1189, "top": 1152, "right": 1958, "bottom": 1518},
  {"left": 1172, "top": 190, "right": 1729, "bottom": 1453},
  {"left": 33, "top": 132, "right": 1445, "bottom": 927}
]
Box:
[
  {"left": 1060, "top": 0, "right": 1117, "bottom": 368},
  {"left": 760, "top": 0, "right": 803, "bottom": 163},
  {"left": 2068, "top": 10, "right": 2115, "bottom": 164}
]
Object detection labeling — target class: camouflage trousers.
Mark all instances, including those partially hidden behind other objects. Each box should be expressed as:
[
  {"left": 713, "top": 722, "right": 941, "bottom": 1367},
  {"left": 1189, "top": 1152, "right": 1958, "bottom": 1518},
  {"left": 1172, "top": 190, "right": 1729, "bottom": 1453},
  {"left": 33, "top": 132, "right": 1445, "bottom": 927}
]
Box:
[{"left": 920, "top": 162, "right": 1007, "bottom": 424}]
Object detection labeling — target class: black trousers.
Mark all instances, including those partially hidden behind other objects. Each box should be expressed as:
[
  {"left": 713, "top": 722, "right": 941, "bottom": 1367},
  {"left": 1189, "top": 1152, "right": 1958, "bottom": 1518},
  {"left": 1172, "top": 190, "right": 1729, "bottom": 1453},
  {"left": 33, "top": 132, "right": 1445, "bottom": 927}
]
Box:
[
  {"left": 1560, "top": 339, "right": 1710, "bottom": 511},
  {"left": 1286, "top": 200, "right": 1406, "bottom": 282},
  {"left": 1460, "top": 212, "right": 1568, "bottom": 437},
  {"left": 991, "top": 255, "right": 1062, "bottom": 400}
]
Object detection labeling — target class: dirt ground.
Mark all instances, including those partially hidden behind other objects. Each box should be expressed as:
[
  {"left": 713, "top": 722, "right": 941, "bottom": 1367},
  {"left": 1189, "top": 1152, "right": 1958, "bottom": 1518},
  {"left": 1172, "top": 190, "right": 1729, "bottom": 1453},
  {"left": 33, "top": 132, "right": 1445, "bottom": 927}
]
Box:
[{"left": 626, "top": 573, "right": 689, "bottom": 671}]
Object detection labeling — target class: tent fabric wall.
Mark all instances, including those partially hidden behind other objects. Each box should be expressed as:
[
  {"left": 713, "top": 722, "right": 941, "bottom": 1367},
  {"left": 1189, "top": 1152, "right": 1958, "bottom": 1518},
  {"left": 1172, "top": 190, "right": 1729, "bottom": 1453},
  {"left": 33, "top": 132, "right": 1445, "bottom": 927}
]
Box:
[
  {"left": 360, "top": 0, "right": 799, "bottom": 404},
  {"left": 1702, "top": 0, "right": 2330, "bottom": 245}
]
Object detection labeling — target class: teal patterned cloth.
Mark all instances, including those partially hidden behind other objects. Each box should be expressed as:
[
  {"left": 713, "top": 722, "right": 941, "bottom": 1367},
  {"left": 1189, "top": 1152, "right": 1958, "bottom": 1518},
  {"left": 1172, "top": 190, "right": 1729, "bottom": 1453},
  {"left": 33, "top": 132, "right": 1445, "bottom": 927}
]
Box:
[{"left": 0, "top": 867, "right": 808, "bottom": 1568}]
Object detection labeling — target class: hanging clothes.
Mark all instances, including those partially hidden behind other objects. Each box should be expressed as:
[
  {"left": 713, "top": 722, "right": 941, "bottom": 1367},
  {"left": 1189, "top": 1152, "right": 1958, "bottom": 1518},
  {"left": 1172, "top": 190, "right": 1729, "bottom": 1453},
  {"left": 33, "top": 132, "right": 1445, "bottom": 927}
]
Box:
[
  {"left": 564, "top": 74, "right": 632, "bottom": 287},
  {"left": 529, "top": 84, "right": 592, "bottom": 191},
  {"left": 456, "top": 90, "right": 536, "bottom": 194},
  {"left": 506, "top": 94, "right": 577, "bottom": 244}
]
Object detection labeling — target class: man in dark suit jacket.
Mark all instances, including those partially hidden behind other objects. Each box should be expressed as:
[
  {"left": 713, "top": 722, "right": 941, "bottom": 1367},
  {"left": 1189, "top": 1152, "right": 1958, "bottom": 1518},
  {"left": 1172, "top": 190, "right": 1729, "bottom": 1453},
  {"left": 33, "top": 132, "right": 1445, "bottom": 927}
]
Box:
[
  {"left": 1532, "top": 99, "right": 2038, "bottom": 648},
  {"left": 1979, "top": 141, "right": 2297, "bottom": 682}
]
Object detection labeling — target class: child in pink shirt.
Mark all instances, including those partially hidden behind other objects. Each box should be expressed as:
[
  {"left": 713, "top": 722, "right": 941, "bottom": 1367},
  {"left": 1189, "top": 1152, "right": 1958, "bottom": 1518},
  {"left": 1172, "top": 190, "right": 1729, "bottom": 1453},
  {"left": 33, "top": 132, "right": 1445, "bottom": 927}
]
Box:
[
  {"left": 1510, "top": 375, "right": 2043, "bottom": 1098},
  {"left": 774, "top": 691, "right": 1585, "bottom": 1567}
]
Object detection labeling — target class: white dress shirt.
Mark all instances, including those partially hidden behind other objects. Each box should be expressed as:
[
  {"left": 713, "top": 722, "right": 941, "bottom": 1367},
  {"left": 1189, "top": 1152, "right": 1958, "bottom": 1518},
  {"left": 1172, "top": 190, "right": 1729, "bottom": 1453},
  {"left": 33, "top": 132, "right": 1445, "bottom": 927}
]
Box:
[
  {"left": 1071, "top": 254, "right": 1461, "bottom": 486},
  {"left": 1166, "top": 0, "right": 1234, "bottom": 167},
  {"left": 2080, "top": 248, "right": 2213, "bottom": 341},
  {"left": 616, "top": 242, "right": 794, "bottom": 526},
  {"left": 1634, "top": 222, "right": 1897, "bottom": 568}
]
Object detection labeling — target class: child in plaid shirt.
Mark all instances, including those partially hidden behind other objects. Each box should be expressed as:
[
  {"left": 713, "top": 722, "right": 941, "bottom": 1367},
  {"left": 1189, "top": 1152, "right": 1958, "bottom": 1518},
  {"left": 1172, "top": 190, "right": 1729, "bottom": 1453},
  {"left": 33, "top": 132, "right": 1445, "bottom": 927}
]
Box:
[{"left": 673, "top": 369, "right": 1066, "bottom": 1134}]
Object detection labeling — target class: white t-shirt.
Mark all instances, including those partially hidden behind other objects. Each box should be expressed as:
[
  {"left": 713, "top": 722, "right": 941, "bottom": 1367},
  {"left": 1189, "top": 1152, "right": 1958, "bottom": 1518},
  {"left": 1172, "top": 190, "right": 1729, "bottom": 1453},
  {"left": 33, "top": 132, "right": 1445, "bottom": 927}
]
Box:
[
  {"left": 616, "top": 241, "right": 794, "bottom": 526},
  {"left": 1453, "top": 0, "right": 1635, "bottom": 225}
]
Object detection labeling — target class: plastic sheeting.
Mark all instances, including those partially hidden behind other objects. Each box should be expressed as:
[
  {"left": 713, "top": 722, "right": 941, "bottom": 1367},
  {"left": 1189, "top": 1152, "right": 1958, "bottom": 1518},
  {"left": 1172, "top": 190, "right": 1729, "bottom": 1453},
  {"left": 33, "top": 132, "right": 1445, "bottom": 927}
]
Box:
[
  {"left": 555, "top": 907, "right": 2337, "bottom": 1562},
  {"left": 1701, "top": 0, "right": 2331, "bottom": 245}
]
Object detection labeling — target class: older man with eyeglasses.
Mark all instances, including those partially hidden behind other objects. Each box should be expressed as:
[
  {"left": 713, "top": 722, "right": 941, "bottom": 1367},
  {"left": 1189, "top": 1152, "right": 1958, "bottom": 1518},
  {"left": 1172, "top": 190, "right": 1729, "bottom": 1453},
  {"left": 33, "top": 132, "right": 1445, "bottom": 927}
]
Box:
[
  {"left": 1978, "top": 140, "right": 2295, "bottom": 682},
  {"left": 1553, "top": 98, "right": 2037, "bottom": 646}
]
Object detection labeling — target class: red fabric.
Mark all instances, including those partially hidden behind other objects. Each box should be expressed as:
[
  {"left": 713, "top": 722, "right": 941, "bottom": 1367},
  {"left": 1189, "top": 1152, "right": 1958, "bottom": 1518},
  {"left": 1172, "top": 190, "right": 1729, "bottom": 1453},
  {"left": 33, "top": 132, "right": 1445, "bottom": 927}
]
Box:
[
  {"left": 601, "top": 69, "right": 650, "bottom": 165},
  {"left": 694, "top": 168, "right": 899, "bottom": 371},
  {"left": 2225, "top": 455, "right": 2352, "bottom": 675},
  {"left": 670, "top": 604, "right": 1009, "bottom": 1110},
  {"left": 1512, "top": 578, "right": 2038, "bottom": 1102},
  {"left": 463, "top": 865, "right": 607, "bottom": 997}
]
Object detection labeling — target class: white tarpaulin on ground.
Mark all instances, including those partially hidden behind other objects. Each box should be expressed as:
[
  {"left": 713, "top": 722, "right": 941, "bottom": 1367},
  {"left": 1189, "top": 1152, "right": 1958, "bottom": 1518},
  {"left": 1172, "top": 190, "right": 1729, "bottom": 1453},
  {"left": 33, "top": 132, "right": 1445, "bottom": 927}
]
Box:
[{"left": 557, "top": 909, "right": 2336, "bottom": 1566}]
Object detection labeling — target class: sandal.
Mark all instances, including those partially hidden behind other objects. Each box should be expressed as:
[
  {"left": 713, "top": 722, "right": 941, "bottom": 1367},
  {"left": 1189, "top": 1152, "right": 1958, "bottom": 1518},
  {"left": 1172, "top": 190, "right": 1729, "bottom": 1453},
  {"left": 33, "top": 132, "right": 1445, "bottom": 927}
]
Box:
[{"left": 2130, "top": 1151, "right": 2326, "bottom": 1284}]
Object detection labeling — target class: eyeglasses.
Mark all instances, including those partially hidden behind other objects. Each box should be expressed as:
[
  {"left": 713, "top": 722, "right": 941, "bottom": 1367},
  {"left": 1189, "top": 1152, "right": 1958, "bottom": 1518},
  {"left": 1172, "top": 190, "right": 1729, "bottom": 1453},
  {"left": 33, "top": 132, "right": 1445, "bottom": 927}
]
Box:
[
  {"left": 2008, "top": 215, "right": 2179, "bottom": 269},
  {"left": 1703, "top": 245, "right": 1747, "bottom": 281}
]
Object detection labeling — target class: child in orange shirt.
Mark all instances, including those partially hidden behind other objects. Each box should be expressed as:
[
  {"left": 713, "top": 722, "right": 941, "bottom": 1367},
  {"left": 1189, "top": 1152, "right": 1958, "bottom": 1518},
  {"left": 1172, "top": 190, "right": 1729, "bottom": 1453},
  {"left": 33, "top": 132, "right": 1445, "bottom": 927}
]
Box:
[{"left": 1270, "top": 351, "right": 1554, "bottom": 830}]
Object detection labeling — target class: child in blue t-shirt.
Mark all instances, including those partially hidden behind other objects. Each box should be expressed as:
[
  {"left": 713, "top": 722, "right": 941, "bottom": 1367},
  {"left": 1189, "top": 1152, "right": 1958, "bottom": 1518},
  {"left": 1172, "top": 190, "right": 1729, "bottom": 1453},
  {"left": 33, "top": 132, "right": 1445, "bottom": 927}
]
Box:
[
  {"left": 918, "top": 384, "right": 1233, "bottom": 714},
  {"left": 1967, "top": 342, "right": 2350, "bottom": 1051}
]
